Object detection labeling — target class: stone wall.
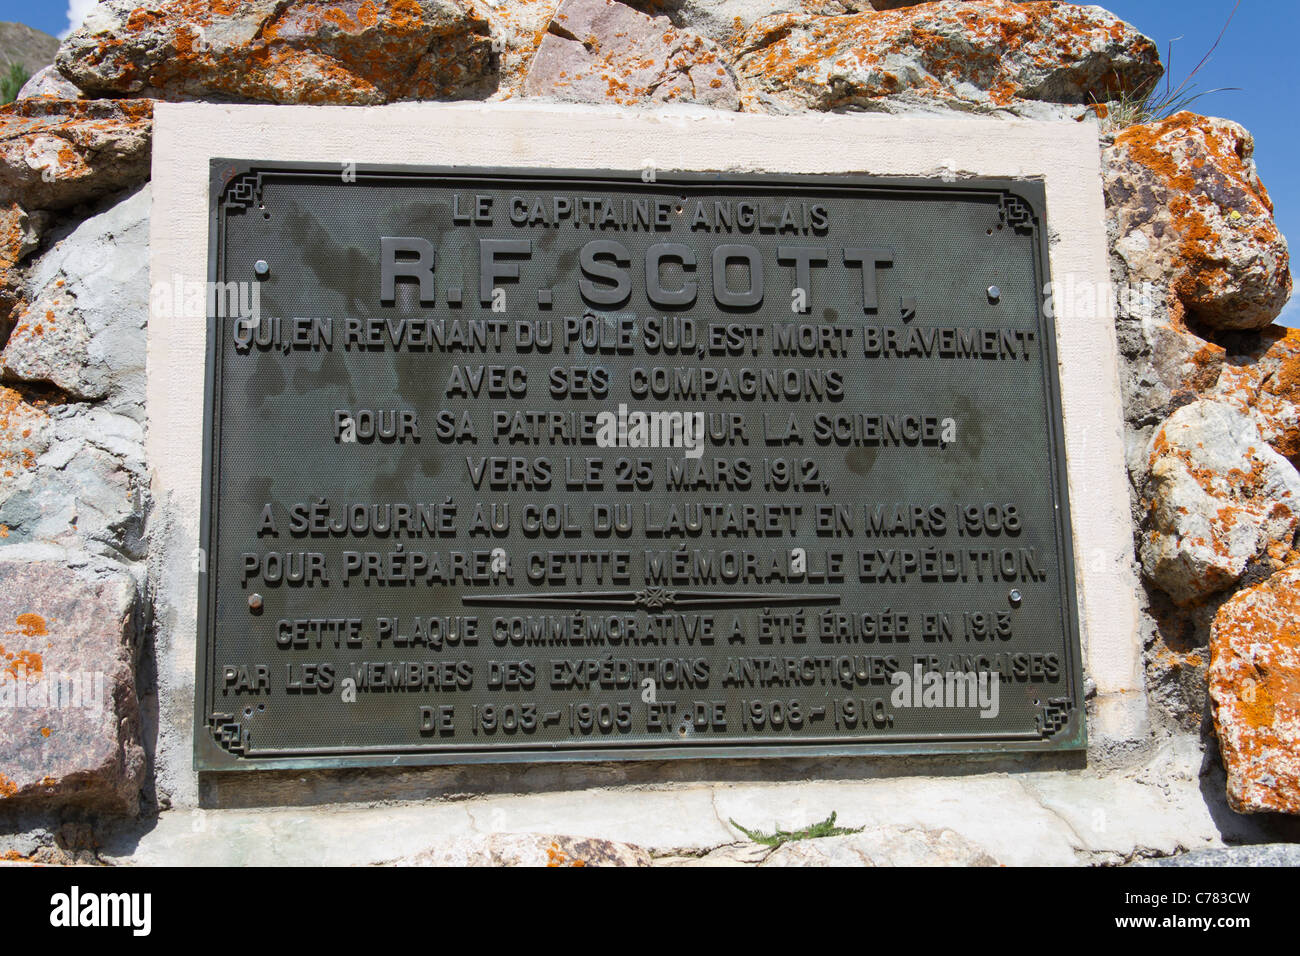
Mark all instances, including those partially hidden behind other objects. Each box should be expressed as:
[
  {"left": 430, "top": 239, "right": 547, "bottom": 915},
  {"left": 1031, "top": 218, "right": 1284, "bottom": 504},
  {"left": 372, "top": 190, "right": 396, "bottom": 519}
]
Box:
[{"left": 0, "top": 0, "right": 1296, "bottom": 865}]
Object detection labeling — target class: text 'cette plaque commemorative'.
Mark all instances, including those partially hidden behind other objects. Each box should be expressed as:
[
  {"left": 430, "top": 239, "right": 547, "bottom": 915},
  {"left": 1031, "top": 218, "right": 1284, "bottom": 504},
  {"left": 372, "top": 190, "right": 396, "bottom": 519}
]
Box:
[{"left": 196, "top": 161, "right": 1085, "bottom": 770}]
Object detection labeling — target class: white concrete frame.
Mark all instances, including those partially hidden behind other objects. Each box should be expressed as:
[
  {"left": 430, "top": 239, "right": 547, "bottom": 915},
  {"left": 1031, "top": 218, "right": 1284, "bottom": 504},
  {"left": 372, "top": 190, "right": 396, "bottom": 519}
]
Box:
[{"left": 149, "top": 102, "right": 1143, "bottom": 805}]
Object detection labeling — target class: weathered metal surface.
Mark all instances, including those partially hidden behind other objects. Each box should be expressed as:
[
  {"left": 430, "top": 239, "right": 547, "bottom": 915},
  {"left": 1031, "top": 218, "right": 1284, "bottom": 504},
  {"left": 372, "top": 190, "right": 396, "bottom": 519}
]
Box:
[{"left": 196, "top": 162, "right": 1084, "bottom": 770}]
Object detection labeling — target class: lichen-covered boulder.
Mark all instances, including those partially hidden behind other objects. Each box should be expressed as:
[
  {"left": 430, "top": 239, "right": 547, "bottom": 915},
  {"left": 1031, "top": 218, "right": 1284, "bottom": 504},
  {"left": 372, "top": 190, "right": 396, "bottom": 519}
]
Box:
[
  {"left": 0, "top": 550, "right": 144, "bottom": 815},
  {"left": 620, "top": 0, "right": 878, "bottom": 48},
  {"left": 1209, "top": 564, "right": 1300, "bottom": 814},
  {"left": 484, "top": 0, "right": 904, "bottom": 79},
  {"left": 523, "top": 0, "right": 740, "bottom": 108},
  {"left": 0, "top": 202, "right": 45, "bottom": 340},
  {"left": 0, "top": 187, "right": 150, "bottom": 560},
  {"left": 16, "top": 65, "right": 83, "bottom": 101},
  {"left": 1140, "top": 400, "right": 1300, "bottom": 605},
  {"left": 0, "top": 98, "right": 153, "bottom": 211},
  {"left": 0, "top": 386, "right": 49, "bottom": 510},
  {"left": 0, "top": 205, "right": 41, "bottom": 279},
  {"left": 56, "top": 0, "right": 496, "bottom": 105},
  {"left": 1116, "top": 320, "right": 1300, "bottom": 487},
  {"left": 733, "top": 0, "right": 1160, "bottom": 115},
  {"left": 2, "top": 185, "right": 150, "bottom": 411},
  {"left": 468, "top": 0, "right": 557, "bottom": 99},
  {"left": 1113, "top": 306, "right": 1223, "bottom": 464},
  {"left": 1212, "top": 327, "right": 1300, "bottom": 468},
  {"left": 1105, "top": 112, "right": 1292, "bottom": 330},
  {"left": 0, "top": 401, "right": 147, "bottom": 559}
]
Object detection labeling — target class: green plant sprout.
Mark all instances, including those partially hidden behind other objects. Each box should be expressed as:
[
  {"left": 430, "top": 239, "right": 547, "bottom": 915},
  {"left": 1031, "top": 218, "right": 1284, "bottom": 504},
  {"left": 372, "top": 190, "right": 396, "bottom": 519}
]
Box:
[
  {"left": 729, "top": 811, "right": 864, "bottom": 847},
  {"left": 0, "top": 63, "right": 30, "bottom": 105}
]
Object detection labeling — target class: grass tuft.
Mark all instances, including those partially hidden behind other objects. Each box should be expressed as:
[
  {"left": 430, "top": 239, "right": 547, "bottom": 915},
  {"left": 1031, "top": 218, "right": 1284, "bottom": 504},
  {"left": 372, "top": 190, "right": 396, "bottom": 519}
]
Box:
[
  {"left": 1096, "top": 0, "right": 1242, "bottom": 131},
  {"left": 0, "top": 63, "right": 29, "bottom": 105}
]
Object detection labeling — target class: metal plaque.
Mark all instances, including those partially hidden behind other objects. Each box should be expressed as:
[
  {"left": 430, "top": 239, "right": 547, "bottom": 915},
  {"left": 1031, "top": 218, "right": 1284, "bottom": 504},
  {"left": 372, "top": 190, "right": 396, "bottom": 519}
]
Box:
[{"left": 196, "top": 161, "right": 1085, "bottom": 771}]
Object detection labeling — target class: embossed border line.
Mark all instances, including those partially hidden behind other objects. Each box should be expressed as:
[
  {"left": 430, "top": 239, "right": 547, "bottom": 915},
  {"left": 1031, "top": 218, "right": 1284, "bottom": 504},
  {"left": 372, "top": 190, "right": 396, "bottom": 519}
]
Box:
[{"left": 461, "top": 589, "right": 842, "bottom": 610}]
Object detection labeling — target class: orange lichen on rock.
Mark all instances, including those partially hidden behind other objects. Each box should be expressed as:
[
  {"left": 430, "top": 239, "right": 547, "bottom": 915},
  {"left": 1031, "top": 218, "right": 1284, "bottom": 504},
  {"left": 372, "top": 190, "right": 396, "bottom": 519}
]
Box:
[
  {"left": 1262, "top": 330, "right": 1300, "bottom": 398},
  {"left": 0, "top": 202, "right": 37, "bottom": 278},
  {"left": 1111, "top": 112, "right": 1292, "bottom": 329},
  {"left": 733, "top": 0, "right": 1160, "bottom": 113},
  {"left": 1141, "top": 399, "right": 1300, "bottom": 605},
  {"left": 1211, "top": 326, "right": 1300, "bottom": 466},
  {"left": 57, "top": 0, "right": 497, "bottom": 106},
  {"left": 0, "top": 201, "right": 39, "bottom": 343},
  {"left": 0, "top": 97, "right": 154, "bottom": 211},
  {"left": 1208, "top": 564, "right": 1300, "bottom": 813},
  {"left": 0, "top": 560, "right": 143, "bottom": 814},
  {"left": 546, "top": 841, "right": 588, "bottom": 866},
  {"left": 0, "top": 646, "right": 43, "bottom": 680},
  {"left": 470, "top": 0, "right": 559, "bottom": 98},
  {"left": 0, "top": 614, "right": 50, "bottom": 679},
  {"left": 0, "top": 386, "right": 49, "bottom": 491},
  {"left": 12, "top": 613, "right": 47, "bottom": 638}
]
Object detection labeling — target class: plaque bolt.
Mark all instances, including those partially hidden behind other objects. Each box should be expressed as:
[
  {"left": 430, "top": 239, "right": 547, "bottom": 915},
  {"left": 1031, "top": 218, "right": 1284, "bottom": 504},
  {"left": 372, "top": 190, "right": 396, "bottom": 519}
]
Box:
[
  {"left": 1008, "top": 589, "right": 1023, "bottom": 607},
  {"left": 987, "top": 285, "right": 1001, "bottom": 303},
  {"left": 248, "top": 592, "right": 264, "bottom": 612},
  {"left": 254, "top": 259, "right": 270, "bottom": 278}
]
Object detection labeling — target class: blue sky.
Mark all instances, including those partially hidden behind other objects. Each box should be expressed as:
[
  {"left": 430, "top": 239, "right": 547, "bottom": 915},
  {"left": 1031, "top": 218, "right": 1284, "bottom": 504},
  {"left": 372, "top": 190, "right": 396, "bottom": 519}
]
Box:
[{"left": 3, "top": 0, "right": 1296, "bottom": 324}]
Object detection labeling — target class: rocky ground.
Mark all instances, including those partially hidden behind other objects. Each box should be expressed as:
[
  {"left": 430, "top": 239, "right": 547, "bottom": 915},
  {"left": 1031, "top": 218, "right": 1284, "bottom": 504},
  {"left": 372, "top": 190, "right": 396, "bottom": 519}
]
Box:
[{"left": 0, "top": 0, "right": 1295, "bottom": 864}]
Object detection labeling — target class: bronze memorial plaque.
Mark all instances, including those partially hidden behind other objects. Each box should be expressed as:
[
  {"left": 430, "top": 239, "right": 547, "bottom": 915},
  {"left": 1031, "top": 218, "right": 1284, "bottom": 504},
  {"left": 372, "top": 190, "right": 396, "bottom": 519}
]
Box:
[{"left": 196, "top": 161, "right": 1085, "bottom": 770}]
